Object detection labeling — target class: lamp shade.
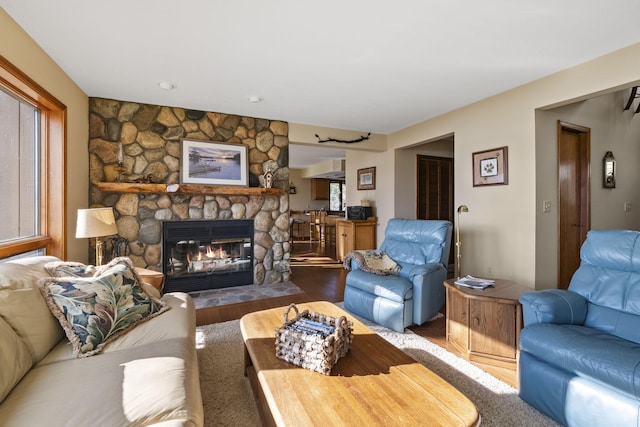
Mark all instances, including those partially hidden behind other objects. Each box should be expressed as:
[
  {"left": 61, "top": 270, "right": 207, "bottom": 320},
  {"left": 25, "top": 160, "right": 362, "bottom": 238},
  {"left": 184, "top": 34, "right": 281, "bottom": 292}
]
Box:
[{"left": 75, "top": 208, "right": 118, "bottom": 239}]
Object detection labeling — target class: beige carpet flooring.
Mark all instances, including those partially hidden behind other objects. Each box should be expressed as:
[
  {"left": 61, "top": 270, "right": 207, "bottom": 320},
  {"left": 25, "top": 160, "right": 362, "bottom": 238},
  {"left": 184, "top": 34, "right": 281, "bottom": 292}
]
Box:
[{"left": 195, "top": 306, "right": 560, "bottom": 427}]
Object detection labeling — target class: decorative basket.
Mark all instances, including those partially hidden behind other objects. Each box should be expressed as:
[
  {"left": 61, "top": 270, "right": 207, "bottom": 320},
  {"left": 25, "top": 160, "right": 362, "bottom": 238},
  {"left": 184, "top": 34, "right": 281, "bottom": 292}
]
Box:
[{"left": 275, "top": 303, "right": 353, "bottom": 375}]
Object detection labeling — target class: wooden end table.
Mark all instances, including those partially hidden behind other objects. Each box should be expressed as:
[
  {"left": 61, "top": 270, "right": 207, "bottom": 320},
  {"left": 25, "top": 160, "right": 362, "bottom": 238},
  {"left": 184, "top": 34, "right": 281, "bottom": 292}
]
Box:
[
  {"left": 134, "top": 267, "right": 165, "bottom": 294},
  {"left": 444, "top": 278, "right": 531, "bottom": 369},
  {"left": 240, "top": 301, "right": 479, "bottom": 427}
]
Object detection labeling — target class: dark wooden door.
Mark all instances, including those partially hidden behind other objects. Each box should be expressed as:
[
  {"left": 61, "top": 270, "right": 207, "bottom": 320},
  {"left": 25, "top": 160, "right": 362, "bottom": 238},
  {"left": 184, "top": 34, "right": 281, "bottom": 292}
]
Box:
[
  {"left": 417, "top": 155, "right": 454, "bottom": 267},
  {"left": 558, "top": 121, "right": 590, "bottom": 289},
  {"left": 417, "top": 155, "right": 453, "bottom": 221}
]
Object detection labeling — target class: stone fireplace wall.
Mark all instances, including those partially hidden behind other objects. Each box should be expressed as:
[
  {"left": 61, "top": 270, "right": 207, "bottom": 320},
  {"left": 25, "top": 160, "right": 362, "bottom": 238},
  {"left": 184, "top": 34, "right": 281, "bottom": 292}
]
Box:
[{"left": 88, "top": 98, "right": 291, "bottom": 285}]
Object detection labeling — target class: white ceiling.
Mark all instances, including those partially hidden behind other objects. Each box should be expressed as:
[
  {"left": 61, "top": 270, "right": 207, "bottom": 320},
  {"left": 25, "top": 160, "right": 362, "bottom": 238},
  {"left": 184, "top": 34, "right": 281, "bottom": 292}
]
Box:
[{"left": 2, "top": 1, "right": 640, "bottom": 164}]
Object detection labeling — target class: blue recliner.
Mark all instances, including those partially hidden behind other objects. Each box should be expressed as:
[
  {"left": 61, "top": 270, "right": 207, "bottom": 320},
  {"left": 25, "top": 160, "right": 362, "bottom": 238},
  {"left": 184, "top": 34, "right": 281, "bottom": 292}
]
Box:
[
  {"left": 519, "top": 230, "right": 640, "bottom": 427},
  {"left": 343, "top": 219, "right": 452, "bottom": 332}
]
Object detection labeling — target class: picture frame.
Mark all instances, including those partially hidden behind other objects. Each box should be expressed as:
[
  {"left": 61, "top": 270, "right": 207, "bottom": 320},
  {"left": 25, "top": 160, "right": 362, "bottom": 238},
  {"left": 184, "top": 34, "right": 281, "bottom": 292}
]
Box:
[
  {"left": 180, "top": 139, "right": 248, "bottom": 186},
  {"left": 357, "top": 167, "right": 376, "bottom": 190},
  {"left": 472, "top": 146, "right": 508, "bottom": 186}
]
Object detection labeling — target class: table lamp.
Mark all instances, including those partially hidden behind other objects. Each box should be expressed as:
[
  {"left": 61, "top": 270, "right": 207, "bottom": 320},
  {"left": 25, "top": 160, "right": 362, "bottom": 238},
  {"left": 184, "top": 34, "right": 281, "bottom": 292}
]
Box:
[
  {"left": 76, "top": 207, "right": 118, "bottom": 266},
  {"left": 455, "top": 205, "right": 469, "bottom": 279}
]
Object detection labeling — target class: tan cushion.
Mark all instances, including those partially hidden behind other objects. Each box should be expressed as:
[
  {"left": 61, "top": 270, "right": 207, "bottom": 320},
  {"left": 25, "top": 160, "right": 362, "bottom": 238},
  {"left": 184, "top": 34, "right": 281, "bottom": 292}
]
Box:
[
  {"left": 0, "top": 288, "right": 65, "bottom": 364},
  {"left": 0, "top": 338, "right": 204, "bottom": 426},
  {"left": 0, "top": 256, "right": 64, "bottom": 363},
  {"left": 0, "top": 317, "right": 32, "bottom": 403},
  {"left": 0, "top": 256, "right": 60, "bottom": 288}
]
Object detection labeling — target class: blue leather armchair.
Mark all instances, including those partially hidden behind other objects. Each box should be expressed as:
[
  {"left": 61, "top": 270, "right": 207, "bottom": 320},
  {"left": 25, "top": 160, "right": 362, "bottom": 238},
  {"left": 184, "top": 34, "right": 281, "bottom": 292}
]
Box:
[
  {"left": 519, "top": 230, "right": 640, "bottom": 427},
  {"left": 343, "top": 219, "right": 452, "bottom": 332}
]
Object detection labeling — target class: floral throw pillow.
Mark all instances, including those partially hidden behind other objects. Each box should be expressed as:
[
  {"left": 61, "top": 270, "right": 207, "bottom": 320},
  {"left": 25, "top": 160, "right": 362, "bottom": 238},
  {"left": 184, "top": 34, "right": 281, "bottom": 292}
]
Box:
[{"left": 38, "top": 257, "right": 169, "bottom": 357}]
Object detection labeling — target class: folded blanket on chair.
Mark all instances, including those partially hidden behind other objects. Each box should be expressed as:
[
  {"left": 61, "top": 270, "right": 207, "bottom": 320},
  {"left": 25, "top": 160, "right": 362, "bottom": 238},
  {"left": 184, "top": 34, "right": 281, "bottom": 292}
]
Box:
[{"left": 343, "top": 250, "right": 401, "bottom": 276}]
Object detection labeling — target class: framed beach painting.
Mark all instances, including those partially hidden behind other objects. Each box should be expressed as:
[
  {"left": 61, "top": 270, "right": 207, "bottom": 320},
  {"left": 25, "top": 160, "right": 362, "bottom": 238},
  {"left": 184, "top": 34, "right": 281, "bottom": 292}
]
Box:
[{"left": 180, "top": 139, "right": 248, "bottom": 186}]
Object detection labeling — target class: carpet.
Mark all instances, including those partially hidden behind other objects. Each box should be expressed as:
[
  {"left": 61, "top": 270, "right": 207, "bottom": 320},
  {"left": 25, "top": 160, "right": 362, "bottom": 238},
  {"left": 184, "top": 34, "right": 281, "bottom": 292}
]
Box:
[
  {"left": 189, "top": 281, "right": 304, "bottom": 309},
  {"left": 195, "top": 311, "right": 560, "bottom": 427}
]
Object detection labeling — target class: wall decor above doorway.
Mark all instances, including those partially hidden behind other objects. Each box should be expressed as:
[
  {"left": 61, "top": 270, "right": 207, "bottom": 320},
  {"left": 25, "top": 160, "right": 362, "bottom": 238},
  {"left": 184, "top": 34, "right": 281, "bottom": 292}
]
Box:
[
  {"left": 316, "top": 132, "right": 371, "bottom": 144},
  {"left": 472, "top": 146, "right": 509, "bottom": 187}
]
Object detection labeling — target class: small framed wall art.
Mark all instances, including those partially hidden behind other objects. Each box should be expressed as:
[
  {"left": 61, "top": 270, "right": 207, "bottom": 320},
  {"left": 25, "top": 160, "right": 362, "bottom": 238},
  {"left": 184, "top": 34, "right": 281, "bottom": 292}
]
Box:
[
  {"left": 180, "top": 139, "right": 248, "bottom": 186},
  {"left": 357, "top": 167, "right": 376, "bottom": 190},
  {"left": 472, "top": 146, "right": 508, "bottom": 187}
]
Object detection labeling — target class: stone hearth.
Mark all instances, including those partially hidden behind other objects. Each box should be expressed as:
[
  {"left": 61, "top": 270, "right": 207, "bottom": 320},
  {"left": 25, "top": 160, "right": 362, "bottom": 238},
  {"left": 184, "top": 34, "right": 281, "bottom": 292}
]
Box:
[{"left": 88, "top": 98, "right": 291, "bottom": 285}]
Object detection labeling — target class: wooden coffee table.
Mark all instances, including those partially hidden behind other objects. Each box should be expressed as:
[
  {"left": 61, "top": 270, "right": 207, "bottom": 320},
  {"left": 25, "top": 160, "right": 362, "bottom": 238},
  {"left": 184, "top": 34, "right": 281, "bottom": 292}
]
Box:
[{"left": 240, "top": 301, "right": 479, "bottom": 426}]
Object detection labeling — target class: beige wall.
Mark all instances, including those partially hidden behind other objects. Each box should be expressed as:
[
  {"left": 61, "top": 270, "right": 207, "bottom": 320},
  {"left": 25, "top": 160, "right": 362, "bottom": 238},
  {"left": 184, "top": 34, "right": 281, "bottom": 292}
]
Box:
[
  {"left": 289, "top": 168, "right": 310, "bottom": 211},
  {"left": 345, "top": 149, "right": 381, "bottom": 204},
  {"left": 289, "top": 123, "right": 387, "bottom": 152},
  {"left": 383, "top": 42, "right": 640, "bottom": 289},
  {"left": 293, "top": 42, "right": 640, "bottom": 290},
  {"left": 5, "top": 4, "right": 640, "bottom": 282},
  {"left": 535, "top": 90, "right": 640, "bottom": 289},
  {"left": 289, "top": 169, "right": 338, "bottom": 212},
  {"left": 0, "top": 9, "right": 89, "bottom": 263},
  {"left": 394, "top": 139, "right": 454, "bottom": 220}
]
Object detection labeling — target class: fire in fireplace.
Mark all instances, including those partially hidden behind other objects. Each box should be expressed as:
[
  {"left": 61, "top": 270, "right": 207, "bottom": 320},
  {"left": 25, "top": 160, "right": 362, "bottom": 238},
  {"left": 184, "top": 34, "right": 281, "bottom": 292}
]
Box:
[{"left": 162, "top": 219, "right": 254, "bottom": 293}]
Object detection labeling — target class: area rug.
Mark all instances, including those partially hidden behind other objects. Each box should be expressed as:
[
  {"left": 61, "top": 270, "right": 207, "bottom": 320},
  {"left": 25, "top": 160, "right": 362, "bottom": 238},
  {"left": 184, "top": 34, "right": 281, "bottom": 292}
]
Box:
[
  {"left": 290, "top": 255, "right": 341, "bottom": 266},
  {"left": 195, "top": 313, "right": 560, "bottom": 427},
  {"left": 189, "top": 281, "right": 303, "bottom": 309},
  {"left": 290, "top": 243, "right": 342, "bottom": 266}
]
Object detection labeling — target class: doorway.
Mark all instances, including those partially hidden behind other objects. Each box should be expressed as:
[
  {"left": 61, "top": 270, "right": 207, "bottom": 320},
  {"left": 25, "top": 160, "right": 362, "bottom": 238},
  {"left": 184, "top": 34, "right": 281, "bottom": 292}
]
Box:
[
  {"left": 416, "top": 155, "right": 454, "bottom": 221},
  {"left": 417, "top": 155, "right": 455, "bottom": 268},
  {"left": 557, "top": 121, "right": 590, "bottom": 289}
]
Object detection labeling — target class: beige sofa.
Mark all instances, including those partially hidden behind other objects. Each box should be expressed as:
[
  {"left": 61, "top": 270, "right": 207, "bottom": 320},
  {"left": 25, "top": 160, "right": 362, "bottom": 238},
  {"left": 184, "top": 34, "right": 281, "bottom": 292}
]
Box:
[{"left": 0, "top": 256, "right": 203, "bottom": 426}]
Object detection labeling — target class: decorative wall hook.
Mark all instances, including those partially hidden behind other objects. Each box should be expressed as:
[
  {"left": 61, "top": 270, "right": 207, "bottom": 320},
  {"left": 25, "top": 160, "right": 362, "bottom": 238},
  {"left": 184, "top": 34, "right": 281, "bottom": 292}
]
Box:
[
  {"left": 315, "top": 132, "right": 371, "bottom": 144},
  {"left": 623, "top": 86, "right": 640, "bottom": 113}
]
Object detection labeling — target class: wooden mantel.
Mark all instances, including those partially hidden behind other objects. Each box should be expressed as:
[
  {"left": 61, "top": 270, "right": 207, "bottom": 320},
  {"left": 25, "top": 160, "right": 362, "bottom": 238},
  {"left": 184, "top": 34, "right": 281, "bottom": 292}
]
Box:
[{"left": 97, "top": 182, "right": 285, "bottom": 196}]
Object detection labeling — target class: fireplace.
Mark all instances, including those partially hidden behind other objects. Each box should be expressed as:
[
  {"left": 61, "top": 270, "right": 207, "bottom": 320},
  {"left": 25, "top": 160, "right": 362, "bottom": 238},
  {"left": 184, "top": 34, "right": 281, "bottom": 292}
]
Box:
[{"left": 162, "top": 219, "right": 254, "bottom": 293}]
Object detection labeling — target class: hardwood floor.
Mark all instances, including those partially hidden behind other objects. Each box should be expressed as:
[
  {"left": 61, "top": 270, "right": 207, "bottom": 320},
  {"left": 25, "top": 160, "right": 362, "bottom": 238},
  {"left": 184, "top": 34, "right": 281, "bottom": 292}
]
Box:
[{"left": 195, "top": 240, "right": 519, "bottom": 389}]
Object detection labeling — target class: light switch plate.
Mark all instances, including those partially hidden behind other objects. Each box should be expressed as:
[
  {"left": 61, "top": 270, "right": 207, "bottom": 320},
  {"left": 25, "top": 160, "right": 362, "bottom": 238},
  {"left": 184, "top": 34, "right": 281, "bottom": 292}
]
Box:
[{"left": 543, "top": 200, "right": 551, "bottom": 213}]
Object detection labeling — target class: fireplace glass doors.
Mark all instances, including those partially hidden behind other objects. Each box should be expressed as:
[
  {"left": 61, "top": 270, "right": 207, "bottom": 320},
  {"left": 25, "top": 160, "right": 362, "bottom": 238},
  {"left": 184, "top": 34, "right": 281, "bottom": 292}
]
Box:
[{"left": 162, "top": 219, "right": 253, "bottom": 293}]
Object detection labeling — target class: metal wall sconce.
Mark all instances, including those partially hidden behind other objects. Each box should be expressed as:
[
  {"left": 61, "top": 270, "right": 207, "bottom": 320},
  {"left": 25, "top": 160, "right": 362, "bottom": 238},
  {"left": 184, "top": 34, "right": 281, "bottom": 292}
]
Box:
[
  {"left": 289, "top": 183, "right": 297, "bottom": 194},
  {"left": 603, "top": 151, "right": 616, "bottom": 188}
]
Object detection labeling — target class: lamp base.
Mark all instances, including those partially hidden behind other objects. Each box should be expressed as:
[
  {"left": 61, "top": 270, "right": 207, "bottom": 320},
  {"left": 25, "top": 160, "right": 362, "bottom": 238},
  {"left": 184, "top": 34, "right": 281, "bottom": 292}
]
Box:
[
  {"left": 95, "top": 238, "right": 104, "bottom": 266},
  {"left": 455, "top": 241, "right": 462, "bottom": 279}
]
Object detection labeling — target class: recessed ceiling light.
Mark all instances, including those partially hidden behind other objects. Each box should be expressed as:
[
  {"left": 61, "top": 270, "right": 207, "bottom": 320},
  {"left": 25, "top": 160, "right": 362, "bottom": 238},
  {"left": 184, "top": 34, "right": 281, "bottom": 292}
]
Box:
[
  {"left": 248, "top": 95, "right": 263, "bottom": 103},
  {"left": 158, "top": 80, "right": 177, "bottom": 90}
]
